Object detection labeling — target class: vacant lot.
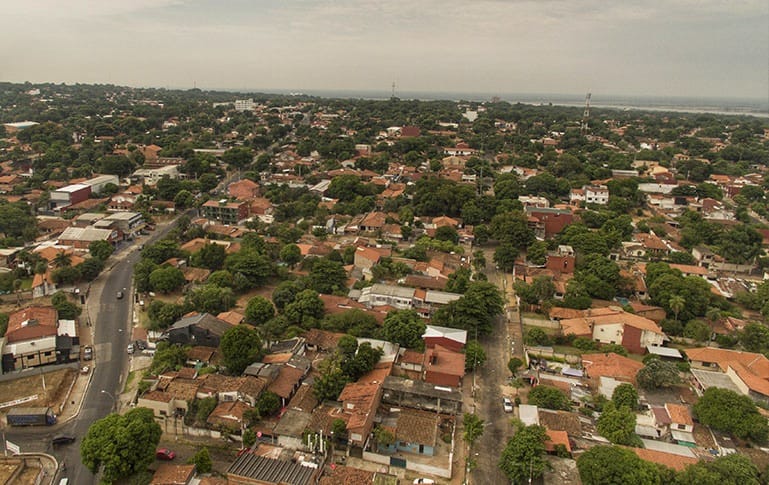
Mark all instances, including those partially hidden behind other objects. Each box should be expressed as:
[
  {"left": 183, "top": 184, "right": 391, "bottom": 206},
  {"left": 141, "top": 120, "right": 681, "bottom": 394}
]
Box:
[{"left": 0, "top": 369, "right": 76, "bottom": 424}]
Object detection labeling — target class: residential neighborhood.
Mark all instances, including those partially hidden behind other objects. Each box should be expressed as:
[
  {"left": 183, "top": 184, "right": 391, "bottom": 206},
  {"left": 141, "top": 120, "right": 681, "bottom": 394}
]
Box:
[{"left": 0, "top": 82, "right": 769, "bottom": 484}]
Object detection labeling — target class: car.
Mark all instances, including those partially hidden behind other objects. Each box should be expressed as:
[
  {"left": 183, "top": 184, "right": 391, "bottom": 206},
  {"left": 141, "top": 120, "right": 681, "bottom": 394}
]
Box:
[
  {"left": 156, "top": 448, "right": 176, "bottom": 460},
  {"left": 52, "top": 435, "right": 76, "bottom": 446},
  {"left": 127, "top": 344, "right": 134, "bottom": 354},
  {"left": 116, "top": 291, "right": 124, "bottom": 299},
  {"left": 413, "top": 479, "right": 435, "bottom": 485},
  {"left": 83, "top": 346, "right": 93, "bottom": 360},
  {"left": 503, "top": 397, "right": 514, "bottom": 413}
]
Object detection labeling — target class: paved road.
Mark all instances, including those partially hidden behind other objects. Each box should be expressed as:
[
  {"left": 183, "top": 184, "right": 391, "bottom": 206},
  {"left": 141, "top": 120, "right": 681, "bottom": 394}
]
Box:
[
  {"left": 6, "top": 220, "right": 181, "bottom": 484},
  {"left": 468, "top": 249, "right": 522, "bottom": 485}
]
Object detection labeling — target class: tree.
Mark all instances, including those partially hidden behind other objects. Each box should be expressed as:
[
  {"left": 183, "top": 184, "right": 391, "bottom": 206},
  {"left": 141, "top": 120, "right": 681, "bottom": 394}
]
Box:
[
  {"left": 463, "top": 413, "right": 484, "bottom": 446},
  {"left": 527, "top": 241, "right": 548, "bottom": 266},
  {"left": 89, "top": 240, "right": 113, "bottom": 261},
  {"left": 149, "top": 266, "right": 186, "bottom": 293},
  {"left": 149, "top": 342, "right": 189, "bottom": 375},
  {"left": 693, "top": 387, "right": 768, "bottom": 444},
  {"left": 577, "top": 445, "right": 661, "bottom": 485},
  {"left": 220, "top": 325, "right": 262, "bottom": 375},
  {"left": 493, "top": 243, "right": 519, "bottom": 272},
  {"left": 676, "top": 453, "right": 760, "bottom": 485},
  {"left": 192, "top": 243, "right": 227, "bottom": 271},
  {"left": 272, "top": 280, "right": 300, "bottom": 310},
  {"left": 280, "top": 243, "right": 302, "bottom": 268},
  {"left": 243, "top": 429, "right": 257, "bottom": 448},
  {"left": 313, "top": 357, "right": 349, "bottom": 401},
  {"left": 225, "top": 249, "right": 272, "bottom": 290},
  {"left": 284, "top": 289, "right": 324, "bottom": 327},
  {"left": 525, "top": 328, "right": 552, "bottom": 346},
  {"left": 596, "top": 402, "right": 640, "bottom": 446},
  {"left": 53, "top": 251, "right": 72, "bottom": 268},
  {"left": 80, "top": 407, "right": 162, "bottom": 483},
  {"left": 465, "top": 340, "right": 487, "bottom": 372},
  {"left": 52, "top": 292, "right": 81, "bottom": 320},
  {"left": 669, "top": 295, "right": 685, "bottom": 323},
  {"left": 142, "top": 239, "right": 182, "bottom": 264},
  {"left": 186, "top": 284, "right": 234, "bottom": 314},
  {"left": 222, "top": 146, "right": 254, "bottom": 169},
  {"left": 79, "top": 257, "right": 105, "bottom": 281},
  {"left": 188, "top": 447, "right": 212, "bottom": 474},
  {"left": 528, "top": 385, "right": 571, "bottom": 410},
  {"left": 490, "top": 211, "right": 535, "bottom": 249},
  {"left": 498, "top": 424, "right": 548, "bottom": 484},
  {"left": 508, "top": 357, "right": 524, "bottom": 377},
  {"left": 683, "top": 319, "right": 710, "bottom": 342},
  {"left": 340, "top": 342, "right": 383, "bottom": 381},
  {"left": 245, "top": 296, "right": 275, "bottom": 326},
  {"left": 636, "top": 358, "right": 681, "bottom": 390},
  {"left": 432, "top": 282, "right": 504, "bottom": 336},
  {"left": 739, "top": 322, "right": 769, "bottom": 354},
  {"left": 308, "top": 258, "right": 348, "bottom": 294},
  {"left": 381, "top": 310, "right": 425, "bottom": 349},
  {"left": 255, "top": 391, "right": 281, "bottom": 417},
  {"left": 611, "top": 383, "right": 639, "bottom": 410}
]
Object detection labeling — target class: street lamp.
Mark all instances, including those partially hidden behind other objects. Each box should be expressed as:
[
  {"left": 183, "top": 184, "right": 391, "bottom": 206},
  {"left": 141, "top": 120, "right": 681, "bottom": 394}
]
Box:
[{"left": 101, "top": 390, "right": 118, "bottom": 413}]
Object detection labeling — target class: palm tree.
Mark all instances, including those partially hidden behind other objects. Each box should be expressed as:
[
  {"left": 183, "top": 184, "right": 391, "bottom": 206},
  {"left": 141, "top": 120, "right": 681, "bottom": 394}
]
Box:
[
  {"left": 706, "top": 307, "right": 721, "bottom": 325},
  {"left": 13, "top": 279, "right": 22, "bottom": 306},
  {"left": 669, "top": 295, "right": 685, "bottom": 323},
  {"left": 53, "top": 252, "right": 72, "bottom": 269}
]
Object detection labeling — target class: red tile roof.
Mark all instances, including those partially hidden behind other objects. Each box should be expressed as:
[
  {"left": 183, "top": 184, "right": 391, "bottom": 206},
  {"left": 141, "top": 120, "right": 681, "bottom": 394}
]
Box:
[{"left": 6, "top": 306, "right": 58, "bottom": 343}]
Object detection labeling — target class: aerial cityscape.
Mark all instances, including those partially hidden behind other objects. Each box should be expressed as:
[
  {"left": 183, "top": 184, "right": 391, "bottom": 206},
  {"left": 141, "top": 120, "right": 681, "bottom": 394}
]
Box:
[{"left": 1, "top": 1, "right": 769, "bottom": 485}]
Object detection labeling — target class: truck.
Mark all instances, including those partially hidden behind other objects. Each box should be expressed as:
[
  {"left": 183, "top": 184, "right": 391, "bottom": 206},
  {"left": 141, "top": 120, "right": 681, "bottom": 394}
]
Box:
[{"left": 6, "top": 407, "right": 57, "bottom": 426}]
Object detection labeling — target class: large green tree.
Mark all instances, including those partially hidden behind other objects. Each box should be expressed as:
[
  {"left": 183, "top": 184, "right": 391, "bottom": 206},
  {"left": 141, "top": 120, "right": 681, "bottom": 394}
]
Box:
[
  {"left": 80, "top": 407, "right": 162, "bottom": 483},
  {"left": 308, "top": 258, "right": 348, "bottom": 294},
  {"left": 636, "top": 358, "right": 681, "bottom": 390},
  {"left": 527, "top": 385, "right": 571, "bottom": 410},
  {"left": 245, "top": 296, "right": 275, "bottom": 326},
  {"left": 498, "top": 424, "right": 548, "bottom": 484},
  {"left": 693, "top": 387, "right": 768, "bottom": 444},
  {"left": 577, "top": 445, "right": 660, "bottom": 485},
  {"left": 596, "top": 402, "right": 640, "bottom": 446},
  {"left": 381, "top": 310, "right": 426, "bottom": 349},
  {"left": 220, "top": 325, "right": 263, "bottom": 375}
]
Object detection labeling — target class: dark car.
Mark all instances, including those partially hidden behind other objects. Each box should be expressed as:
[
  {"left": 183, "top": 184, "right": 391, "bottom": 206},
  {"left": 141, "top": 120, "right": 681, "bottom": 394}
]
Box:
[
  {"left": 156, "top": 448, "right": 176, "bottom": 460},
  {"left": 52, "top": 435, "right": 76, "bottom": 446}
]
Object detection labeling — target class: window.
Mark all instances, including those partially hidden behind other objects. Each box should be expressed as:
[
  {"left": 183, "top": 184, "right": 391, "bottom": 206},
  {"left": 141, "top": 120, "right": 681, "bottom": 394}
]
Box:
[
  {"left": 27, "top": 355, "right": 35, "bottom": 360},
  {"left": 44, "top": 351, "right": 52, "bottom": 356},
  {"left": 677, "top": 424, "right": 687, "bottom": 430}
]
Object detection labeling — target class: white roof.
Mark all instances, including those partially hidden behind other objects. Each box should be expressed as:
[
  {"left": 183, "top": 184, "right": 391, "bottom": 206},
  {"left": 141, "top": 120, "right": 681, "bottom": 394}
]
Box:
[
  {"left": 641, "top": 438, "right": 696, "bottom": 457},
  {"left": 57, "top": 319, "right": 77, "bottom": 337},
  {"left": 56, "top": 183, "right": 90, "bottom": 193},
  {"left": 518, "top": 404, "right": 539, "bottom": 426},
  {"left": 368, "top": 284, "right": 415, "bottom": 299},
  {"left": 646, "top": 346, "right": 683, "bottom": 359},
  {"left": 424, "top": 290, "right": 462, "bottom": 305},
  {"left": 423, "top": 325, "right": 467, "bottom": 345},
  {"left": 4, "top": 121, "right": 38, "bottom": 128},
  {"left": 58, "top": 226, "right": 113, "bottom": 242}
]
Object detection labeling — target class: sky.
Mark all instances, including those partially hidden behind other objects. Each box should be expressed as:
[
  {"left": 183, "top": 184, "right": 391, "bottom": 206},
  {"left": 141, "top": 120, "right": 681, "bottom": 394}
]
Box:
[{"left": 2, "top": 0, "right": 768, "bottom": 101}]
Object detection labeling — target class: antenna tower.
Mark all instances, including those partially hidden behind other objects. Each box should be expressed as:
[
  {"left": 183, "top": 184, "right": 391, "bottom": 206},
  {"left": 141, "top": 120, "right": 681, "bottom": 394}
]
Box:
[
  {"left": 580, "top": 92, "right": 591, "bottom": 136},
  {"left": 391, "top": 81, "right": 397, "bottom": 100}
]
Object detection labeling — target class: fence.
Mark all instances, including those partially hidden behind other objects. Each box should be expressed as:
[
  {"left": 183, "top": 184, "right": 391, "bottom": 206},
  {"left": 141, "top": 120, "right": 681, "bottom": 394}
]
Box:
[
  {"left": 525, "top": 346, "right": 581, "bottom": 365},
  {"left": 361, "top": 451, "right": 452, "bottom": 479},
  {"left": 521, "top": 317, "right": 561, "bottom": 330}
]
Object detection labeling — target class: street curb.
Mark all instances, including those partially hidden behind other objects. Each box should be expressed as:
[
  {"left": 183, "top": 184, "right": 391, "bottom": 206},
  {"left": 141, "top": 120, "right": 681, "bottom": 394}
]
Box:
[{"left": 59, "top": 367, "right": 94, "bottom": 425}]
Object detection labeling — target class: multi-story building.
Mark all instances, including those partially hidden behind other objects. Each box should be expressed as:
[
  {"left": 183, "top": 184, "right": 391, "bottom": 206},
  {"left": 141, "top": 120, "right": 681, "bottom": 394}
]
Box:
[{"left": 201, "top": 199, "right": 250, "bottom": 225}]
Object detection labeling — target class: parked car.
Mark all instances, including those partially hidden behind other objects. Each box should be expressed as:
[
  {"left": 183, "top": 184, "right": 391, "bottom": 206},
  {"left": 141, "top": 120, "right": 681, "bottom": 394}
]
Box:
[
  {"left": 83, "top": 346, "right": 93, "bottom": 361},
  {"left": 116, "top": 291, "right": 124, "bottom": 299},
  {"left": 413, "top": 479, "right": 435, "bottom": 485},
  {"left": 503, "top": 397, "right": 514, "bottom": 413},
  {"left": 156, "top": 448, "right": 176, "bottom": 460},
  {"left": 52, "top": 435, "right": 76, "bottom": 446},
  {"left": 127, "top": 344, "right": 134, "bottom": 354}
]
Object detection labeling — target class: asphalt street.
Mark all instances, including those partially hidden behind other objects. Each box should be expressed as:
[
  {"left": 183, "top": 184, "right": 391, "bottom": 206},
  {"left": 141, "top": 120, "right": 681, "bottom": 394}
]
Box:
[{"left": 6, "top": 219, "right": 180, "bottom": 484}]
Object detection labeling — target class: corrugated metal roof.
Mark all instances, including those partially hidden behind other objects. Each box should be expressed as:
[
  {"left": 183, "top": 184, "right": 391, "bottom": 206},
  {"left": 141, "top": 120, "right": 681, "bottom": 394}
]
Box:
[{"left": 226, "top": 453, "right": 315, "bottom": 484}]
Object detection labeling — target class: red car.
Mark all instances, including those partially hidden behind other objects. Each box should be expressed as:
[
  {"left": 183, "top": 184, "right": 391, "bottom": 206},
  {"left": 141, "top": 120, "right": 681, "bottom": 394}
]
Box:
[{"left": 156, "top": 448, "right": 176, "bottom": 461}]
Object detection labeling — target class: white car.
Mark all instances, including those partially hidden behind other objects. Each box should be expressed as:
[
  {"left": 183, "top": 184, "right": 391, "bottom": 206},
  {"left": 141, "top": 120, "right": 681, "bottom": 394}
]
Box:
[
  {"left": 127, "top": 344, "right": 135, "bottom": 354},
  {"left": 503, "top": 397, "right": 514, "bottom": 413},
  {"left": 413, "top": 479, "right": 435, "bottom": 485}
]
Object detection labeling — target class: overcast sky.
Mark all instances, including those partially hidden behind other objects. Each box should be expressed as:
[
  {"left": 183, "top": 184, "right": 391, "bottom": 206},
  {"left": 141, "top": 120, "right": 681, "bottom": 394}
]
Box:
[{"left": 2, "top": 0, "right": 767, "bottom": 100}]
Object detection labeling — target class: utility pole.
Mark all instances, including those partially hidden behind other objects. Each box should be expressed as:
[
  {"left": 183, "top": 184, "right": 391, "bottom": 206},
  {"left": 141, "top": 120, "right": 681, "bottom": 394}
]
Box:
[{"left": 580, "top": 92, "right": 591, "bottom": 136}]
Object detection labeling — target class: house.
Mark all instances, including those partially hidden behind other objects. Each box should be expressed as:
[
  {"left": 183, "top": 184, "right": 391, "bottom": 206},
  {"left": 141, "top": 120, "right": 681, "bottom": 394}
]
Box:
[
  {"left": 423, "top": 345, "right": 465, "bottom": 387},
  {"left": 560, "top": 307, "right": 665, "bottom": 354},
  {"left": 165, "top": 313, "right": 233, "bottom": 348},
  {"left": 303, "top": 329, "right": 345, "bottom": 352},
  {"left": 207, "top": 400, "right": 252, "bottom": 431},
  {"left": 584, "top": 185, "right": 609, "bottom": 205},
  {"left": 665, "top": 403, "right": 695, "bottom": 445},
  {"left": 581, "top": 352, "right": 644, "bottom": 384},
  {"left": 353, "top": 246, "right": 389, "bottom": 271},
  {"left": 687, "top": 347, "right": 769, "bottom": 404},
  {"left": 544, "top": 429, "right": 571, "bottom": 455},
  {"left": 525, "top": 207, "right": 574, "bottom": 239},
  {"left": 228, "top": 179, "right": 260, "bottom": 200},
  {"left": 381, "top": 375, "right": 463, "bottom": 414},
  {"left": 356, "top": 284, "right": 415, "bottom": 310},
  {"left": 338, "top": 366, "right": 391, "bottom": 447},
  {"left": 422, "top": 325, "right": 467, "bottom": 353},
  {"left": 379, "top": 408, "right": 439, "bottom": 456},
  {"left": 1, "top": 306, "right": 62, "bottom": 372},
  {"left": 267, "top": 365, "right": 307, "bottom": 407},
  {"left": 274, "top": 408, "right": 313, "bottom": 449},
  {"left": 133, "top": 165, "right": 180, "bottom": 185},
  {"left": 629, "top": 447, "right": 698, "bottom": 472},
  {"left": 150, "top": 464, "right": 195, "bottom": 485}
]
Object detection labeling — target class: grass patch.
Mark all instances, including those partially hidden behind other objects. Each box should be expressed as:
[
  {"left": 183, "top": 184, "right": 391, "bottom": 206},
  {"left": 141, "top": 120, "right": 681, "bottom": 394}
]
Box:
[{"left": 124, "top": 370, "right": 137, "bottom": 390}]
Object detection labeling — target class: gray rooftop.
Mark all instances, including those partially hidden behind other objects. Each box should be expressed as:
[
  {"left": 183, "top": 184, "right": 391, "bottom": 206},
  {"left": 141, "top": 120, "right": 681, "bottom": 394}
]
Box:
[{"left": 227, "top": 453, "right": 315, "bottom": 485}]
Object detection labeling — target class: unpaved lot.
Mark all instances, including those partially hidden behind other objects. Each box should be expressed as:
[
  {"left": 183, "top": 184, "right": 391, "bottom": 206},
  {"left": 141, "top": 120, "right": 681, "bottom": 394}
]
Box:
[{"left": 0, "top": 369, "right": 76, "bottom": 426}]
